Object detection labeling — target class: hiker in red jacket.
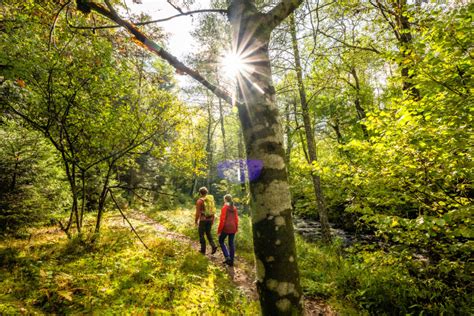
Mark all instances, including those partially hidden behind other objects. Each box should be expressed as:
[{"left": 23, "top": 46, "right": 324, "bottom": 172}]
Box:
[
  {"left": 218, "top": 194, "right": 239, "bottom": 266},
  {"left": 195, "top": 187, "right": 218, "bottom": 255}
]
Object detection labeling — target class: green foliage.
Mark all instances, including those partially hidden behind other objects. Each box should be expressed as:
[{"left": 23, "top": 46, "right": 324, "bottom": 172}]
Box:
[
  {"left": 290, "top": 4, "right": 473, "bottom": 314},
  {"left": 0, "top": 214, "right": 259, "bottom": 314},
  {"left": 298, "top": 237, "right": 472, "bottom": 315},
  {"left": 1, "top": 0, "right": 188, "bottom": 234},
  {"left": 0, "top": 119, "right": 68, "bottom": 234}
]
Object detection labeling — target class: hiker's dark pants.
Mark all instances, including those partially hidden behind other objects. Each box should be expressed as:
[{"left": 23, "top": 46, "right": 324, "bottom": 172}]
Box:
[
  {"left": 219, "top": 232, "right": 235, "bottom": 262},
  {"left": 198, "top": 220, "right": 216, "bottom": 254}
]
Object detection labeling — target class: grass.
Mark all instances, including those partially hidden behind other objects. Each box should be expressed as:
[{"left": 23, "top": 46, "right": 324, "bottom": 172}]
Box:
[
  {"left": 145, "top": 206, "right": 256, "bottom": 267},
  {"left": 5, "top": 205, "right": 466, "bottom": 315},
  {"left": 0, "top": 212, "right": 259, "bottom": 314}
]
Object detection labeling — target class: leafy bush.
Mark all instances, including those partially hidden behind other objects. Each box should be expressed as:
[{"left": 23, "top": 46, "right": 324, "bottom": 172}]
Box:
[{"left": 298, "top": 237, "right": 473, "bottom": 315}]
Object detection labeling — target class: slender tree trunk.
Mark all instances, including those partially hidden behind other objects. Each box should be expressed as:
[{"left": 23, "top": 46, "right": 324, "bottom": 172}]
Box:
[
  {"left": 238, "top": 126, "right": 249, "bottom": 214},
  {"left": 396, "top": 0, "right": 419, "bottom": 99},
  {"left": 329, "top": 115, "right": 345, "bottom": 145},
  {"left": 189, "top": 127, "right": 198, "bottom": 196},
  {"left": 218, "top": 96, "right": 230, "bottom": 190},
  {"left": 229, "top": 2, "right": 303, "bottom": 314},
  {"left": 291, "top": 97, "right": 310, "bottom": 162},
  {"left": 205, "top": 97, "right": 214, "bottom": 191},
  {"left": 218, "top": 97, "right": 228, "bottom": 158},
  {"left": 80, "top": 170, "right": 85, "bottom": 228},
  {"left": 375, "top": 0, "right": 420, "bottom": 99},
  {"left": 289, "top": 14, "right": 331, "bottom": 243},
  {"left": 95, "top": 162, "right": 113, "bottom": 234},
  {"left": 190, "top": 158, "right": 198, "bottom": 196},
  {"left": 62, "top": 155, "right": 80, "bottom": 234},
  {"left": 350, "top": 67, "right": 369, "bottom": 139},
  {"left": 284, "top": 100, "right": 293, "bottom": 166}
]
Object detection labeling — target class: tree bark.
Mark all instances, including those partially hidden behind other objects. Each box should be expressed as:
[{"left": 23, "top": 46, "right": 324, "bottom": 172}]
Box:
[
  {"left": 229, "top": 1, "right": 304, "bottom": 314},
  {"left": 289, "top": 14, "right": 331, "bottom": 243}
]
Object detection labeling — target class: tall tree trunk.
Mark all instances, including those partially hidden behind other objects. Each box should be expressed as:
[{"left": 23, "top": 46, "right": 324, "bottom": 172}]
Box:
[
  {"left": 218, "top": 97, "right": 228, "bottom": 159},
  {"left": 238, "top": 126, "right": 249, "bottom": 214},
  {"left": 63, "top": 155, "right": 80, "bottom": 234},
  {"left": 229, "top": 2, "right": 304, "bottom": 314},
  {"left": 190, "top": 158, "right": 198, "bottom": 196},
  {"left": 375, "top": 0, "right": 420, "bottom": 99},
  {"left": 289, "top": 14, "right": 331, "bottom": 243},
  {"left": 395, "top": 0, "right": 419, "bottom": 99},
  {"left": 292, "top": 98, "right": 310, "bottom": 162},
  {"left": 218, "top": 96, "right": 230, "bottom": 191},
  {"left": 284, "top": 100, "right": 293, "bottom": 166},
  {"left": 205, "top": 96, "right": 214, "bottom": 191}
]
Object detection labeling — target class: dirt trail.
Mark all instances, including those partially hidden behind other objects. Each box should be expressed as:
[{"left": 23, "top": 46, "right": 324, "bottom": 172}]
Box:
[{"left": 123, "top": 212, "right": 336, "bottom": 316}]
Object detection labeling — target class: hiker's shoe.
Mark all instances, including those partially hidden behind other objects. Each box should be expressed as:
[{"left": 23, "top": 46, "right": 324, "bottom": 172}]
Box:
[{"left": 211, "top": 246, "right": 218, "bottom": 254}]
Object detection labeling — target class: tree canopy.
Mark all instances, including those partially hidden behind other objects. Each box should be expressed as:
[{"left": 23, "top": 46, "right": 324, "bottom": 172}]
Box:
[{"left": 0, "top": 0, "right": 472, "bottom": 314}]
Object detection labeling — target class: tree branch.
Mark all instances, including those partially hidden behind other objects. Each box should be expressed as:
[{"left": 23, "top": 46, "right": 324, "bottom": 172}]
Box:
[
  {"left": 108, "top": 188, "right": 149, "bottom": 250},
  {"left": 265, "top": 0, "right": 304, "bottom": 30},
  {"left": 79, "top": 1, "right": 239, "bottom": 107},
  {"left": 49, "top": 0, "right": 72, "bottom": 50},
  {"left": 318, "top": 29, "right": 380, "bottom": 54},
  {"left": 136, "top": 9, "right": 228, "bottom": 25},
  {"left": 67, "top": 9, "right": 227, "bottom": 30}
]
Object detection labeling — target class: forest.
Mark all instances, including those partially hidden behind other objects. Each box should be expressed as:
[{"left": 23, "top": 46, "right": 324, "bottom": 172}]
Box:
[{"left": 0, "top": 0, "right": 472, "bottom": 315}]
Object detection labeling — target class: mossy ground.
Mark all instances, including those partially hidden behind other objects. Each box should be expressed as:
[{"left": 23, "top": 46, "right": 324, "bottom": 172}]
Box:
[{"left": 0, "top": 211, "right": 259, "bottom": 315}]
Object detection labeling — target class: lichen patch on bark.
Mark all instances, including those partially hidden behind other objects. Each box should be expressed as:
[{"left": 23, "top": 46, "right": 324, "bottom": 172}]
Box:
[
  {"left": 276, "top": 298, "right": 291, "bottom": 312},
  {"left": 260, "top": 153, "right": 285, "bottom": 169},
  {"left": 277, "top": 282, "right": 296, "bottom": 296},
  {"left": 266, "top": 278, "right": 278, "bottom": 290},
  {"left": 274, "top": 216, "right": 285, "bottom": 226},
  {"left": 252, "top": 180, "right": 291, "bottom": 223}
]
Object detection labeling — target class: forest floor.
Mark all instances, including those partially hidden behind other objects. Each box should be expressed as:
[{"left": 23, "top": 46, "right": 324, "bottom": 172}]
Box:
[{"left": 124, "top": 211, "right": 336, "bottom": 316}]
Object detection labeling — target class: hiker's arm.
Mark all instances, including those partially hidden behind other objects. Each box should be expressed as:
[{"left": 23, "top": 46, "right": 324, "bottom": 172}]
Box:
[
  {"left": 195, "top": 200, "right": 202, "bottom": 224},
  {"left": 217, "top": 206, "right": 226, "bottom": 234}
]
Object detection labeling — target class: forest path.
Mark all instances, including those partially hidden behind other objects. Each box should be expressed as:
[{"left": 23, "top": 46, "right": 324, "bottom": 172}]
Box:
[{"left": 120, "top": 211, "right": 336, "bottom": 316}]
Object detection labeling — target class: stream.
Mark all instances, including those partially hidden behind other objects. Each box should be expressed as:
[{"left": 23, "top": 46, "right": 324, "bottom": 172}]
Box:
[{"left": 293, "top": 217, "right": 374, "bottom": 247}]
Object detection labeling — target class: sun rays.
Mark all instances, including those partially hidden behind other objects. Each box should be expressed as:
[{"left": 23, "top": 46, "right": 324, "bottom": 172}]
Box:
[{"left": 219, "top": 33, "right": 271, "bottom": 107}]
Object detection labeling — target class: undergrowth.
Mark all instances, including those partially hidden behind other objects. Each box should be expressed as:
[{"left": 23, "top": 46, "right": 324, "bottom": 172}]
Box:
[
  {"left": 297, "top": 236, "right": 473, "bottom": 315},
  {"left": 143, "top": 206, "right": 473, "bottom": 315},
  {"left": 0, "top": 212, "right": 259, "bottom": 314}
]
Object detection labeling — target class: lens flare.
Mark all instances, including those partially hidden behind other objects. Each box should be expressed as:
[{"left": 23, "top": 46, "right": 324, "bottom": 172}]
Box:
[{"left": 220, "top": 52, "right": 250, "bottom": 80}]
